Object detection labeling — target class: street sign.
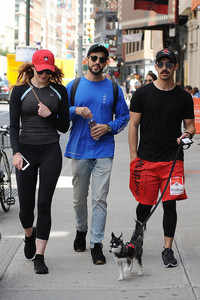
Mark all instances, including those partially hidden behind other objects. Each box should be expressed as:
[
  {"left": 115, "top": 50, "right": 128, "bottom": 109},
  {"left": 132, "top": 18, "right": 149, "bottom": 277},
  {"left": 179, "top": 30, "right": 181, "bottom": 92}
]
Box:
[{"left": 15, "top": 46, "right": 38, "bottom": 62}]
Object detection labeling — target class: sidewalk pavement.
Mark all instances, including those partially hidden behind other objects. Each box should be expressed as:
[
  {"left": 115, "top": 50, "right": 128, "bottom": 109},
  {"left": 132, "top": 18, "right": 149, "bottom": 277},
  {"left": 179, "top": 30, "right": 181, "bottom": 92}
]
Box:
[{"left": 0, "top": 129, "right": 200, "bottom": 300}]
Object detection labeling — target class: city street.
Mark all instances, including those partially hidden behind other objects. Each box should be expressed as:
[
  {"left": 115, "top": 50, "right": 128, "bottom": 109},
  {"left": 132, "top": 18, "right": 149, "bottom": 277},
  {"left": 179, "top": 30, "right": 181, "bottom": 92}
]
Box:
[{"left": 0, "top": 103, "right": 200, "bottom": 299}]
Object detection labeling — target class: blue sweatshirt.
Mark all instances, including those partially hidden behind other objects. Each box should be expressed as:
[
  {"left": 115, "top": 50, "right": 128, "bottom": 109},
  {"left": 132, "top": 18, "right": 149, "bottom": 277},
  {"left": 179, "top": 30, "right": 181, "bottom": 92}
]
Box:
[{"left": 64, "top": 76, "right": 129, "bottom": 159}]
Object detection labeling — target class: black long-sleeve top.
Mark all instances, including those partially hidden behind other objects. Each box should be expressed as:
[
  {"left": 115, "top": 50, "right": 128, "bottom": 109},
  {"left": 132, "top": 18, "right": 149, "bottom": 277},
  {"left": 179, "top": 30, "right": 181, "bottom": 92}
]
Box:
[{"left": 9, "top": 81, "right": 70, "bottom": 154}]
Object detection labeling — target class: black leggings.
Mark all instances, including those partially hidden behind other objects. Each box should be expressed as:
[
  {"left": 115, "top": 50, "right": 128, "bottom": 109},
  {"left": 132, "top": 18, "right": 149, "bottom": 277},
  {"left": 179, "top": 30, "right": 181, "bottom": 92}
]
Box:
[
  {"left": 16, "top": 142, "right": 62, "bottom": 240},
  {"left": 136, "top": 200, "right": 177, "bottom": 238}
]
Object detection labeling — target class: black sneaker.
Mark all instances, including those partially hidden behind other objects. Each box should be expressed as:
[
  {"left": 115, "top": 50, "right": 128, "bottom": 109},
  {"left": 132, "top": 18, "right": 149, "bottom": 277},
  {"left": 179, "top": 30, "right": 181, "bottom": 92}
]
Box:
[
  {"left": 74, "top": 230, "right": 87, "bottom": 252},
  {"left": 24, "top": 227, "right": 36, "bottom": 259},
  {"left": 34, "top": 255, "right": 49, "bottom": 274},
  {"left": 91, "top": 243, "right": 106, "bottom": 265},
  {"left": 162, "top": 248, "right": 178, "bottom": 268}
]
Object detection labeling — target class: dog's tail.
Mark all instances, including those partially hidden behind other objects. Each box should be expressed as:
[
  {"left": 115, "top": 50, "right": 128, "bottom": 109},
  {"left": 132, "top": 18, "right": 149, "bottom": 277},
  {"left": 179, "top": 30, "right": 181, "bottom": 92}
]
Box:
[{"left": 130, "top": 220, "right": 144, "bottom": 243}]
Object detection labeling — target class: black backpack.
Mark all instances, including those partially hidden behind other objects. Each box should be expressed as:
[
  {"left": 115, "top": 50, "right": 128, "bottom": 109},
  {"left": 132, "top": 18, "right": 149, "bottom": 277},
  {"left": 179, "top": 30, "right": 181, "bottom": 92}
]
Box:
[{"left": 70, "top": 77, "right": 118, "bottom": 113}]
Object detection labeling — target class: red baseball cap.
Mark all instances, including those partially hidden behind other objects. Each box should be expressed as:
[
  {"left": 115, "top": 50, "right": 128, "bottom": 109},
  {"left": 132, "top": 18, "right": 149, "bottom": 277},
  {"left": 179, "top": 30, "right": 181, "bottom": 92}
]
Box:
[{"left": 32, "top": 49, "right": 55, "bottom": 72}]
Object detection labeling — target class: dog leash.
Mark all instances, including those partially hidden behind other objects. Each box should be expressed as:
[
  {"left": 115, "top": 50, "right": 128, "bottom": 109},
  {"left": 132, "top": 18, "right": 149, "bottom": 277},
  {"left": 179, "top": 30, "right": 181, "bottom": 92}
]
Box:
[{"left": 130, "top": 138, "right": 193, "bottom": 239}]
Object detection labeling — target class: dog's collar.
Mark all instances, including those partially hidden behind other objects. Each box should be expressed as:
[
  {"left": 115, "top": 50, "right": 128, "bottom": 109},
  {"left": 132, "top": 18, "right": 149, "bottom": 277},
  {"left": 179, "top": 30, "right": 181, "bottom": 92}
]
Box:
[{"left": 126, "top": 243, "right": 135, "bottom": 249}]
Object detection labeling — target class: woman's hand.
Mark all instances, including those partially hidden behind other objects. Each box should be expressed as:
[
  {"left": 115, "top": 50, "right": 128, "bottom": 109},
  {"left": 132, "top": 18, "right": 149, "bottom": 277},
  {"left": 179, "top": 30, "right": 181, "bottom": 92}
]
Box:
[
  {"left": 13, "top": 152, "right": 23, "bottom": 170},
  {"left": 38, "top": 102, "right": 51, "bottom": 118}
]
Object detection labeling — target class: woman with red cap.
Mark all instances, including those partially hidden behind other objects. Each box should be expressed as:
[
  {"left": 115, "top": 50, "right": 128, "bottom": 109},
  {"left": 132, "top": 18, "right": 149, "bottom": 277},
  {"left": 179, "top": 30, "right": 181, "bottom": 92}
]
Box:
[{"left": 9, "top": 49, "right": 69, "bottom": 274}]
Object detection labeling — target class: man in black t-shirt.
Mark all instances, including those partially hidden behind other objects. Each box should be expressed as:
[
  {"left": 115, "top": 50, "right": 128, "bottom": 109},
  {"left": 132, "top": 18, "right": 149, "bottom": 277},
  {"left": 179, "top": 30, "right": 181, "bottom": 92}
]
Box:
[{"left": 129, "top": 48, "right": 195, "bottom": 268}]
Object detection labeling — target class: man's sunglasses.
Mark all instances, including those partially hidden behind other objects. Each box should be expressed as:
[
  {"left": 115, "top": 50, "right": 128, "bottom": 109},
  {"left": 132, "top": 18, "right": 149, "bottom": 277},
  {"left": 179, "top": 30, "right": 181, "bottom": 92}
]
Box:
[
  {"left": 88, "top": 55, "right": 107, "bottom": 64},
  {"left": 145, "top": 79, "right": 152, "bottom": 83},
  {"left": 35, "top": 69, "right": 53, "bottom": 75},
  {"left": 156, "top": 62, "right": 174, "bottom": 69}
]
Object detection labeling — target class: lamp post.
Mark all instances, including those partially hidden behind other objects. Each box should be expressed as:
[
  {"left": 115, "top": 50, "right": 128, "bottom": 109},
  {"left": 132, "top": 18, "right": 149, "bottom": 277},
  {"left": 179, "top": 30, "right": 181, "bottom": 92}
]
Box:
[
  {"left": 78, "top": 0, "right": 83, "bottom": 76},
  {"left": 26, "top": 0, "right": 30, "bottom": 46}
]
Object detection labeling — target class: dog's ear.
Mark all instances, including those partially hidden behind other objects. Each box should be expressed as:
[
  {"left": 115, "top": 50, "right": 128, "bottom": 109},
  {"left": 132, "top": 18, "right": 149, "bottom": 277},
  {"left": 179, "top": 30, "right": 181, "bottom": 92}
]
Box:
[
  {"left": 111, "top": 232, "right": 115, "bottom": 238},
  {"left": 119, "top": 233, "right": 123, "bottom": 239}
]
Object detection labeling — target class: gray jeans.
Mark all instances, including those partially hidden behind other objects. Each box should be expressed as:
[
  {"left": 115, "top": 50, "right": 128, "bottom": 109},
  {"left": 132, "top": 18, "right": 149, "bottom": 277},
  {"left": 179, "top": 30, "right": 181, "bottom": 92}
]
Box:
[{"left": 71, "top": 158, "right": 113, "bottom": 248}]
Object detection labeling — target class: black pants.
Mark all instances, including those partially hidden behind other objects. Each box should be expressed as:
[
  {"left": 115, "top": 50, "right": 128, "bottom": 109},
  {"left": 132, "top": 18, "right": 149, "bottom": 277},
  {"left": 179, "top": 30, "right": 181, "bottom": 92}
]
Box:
[
  {"left": 16, "top": 142, "right": 62, "bottom": 240},
  {"left": 136, "top": 200, "right": 177, "bottom": 238}
]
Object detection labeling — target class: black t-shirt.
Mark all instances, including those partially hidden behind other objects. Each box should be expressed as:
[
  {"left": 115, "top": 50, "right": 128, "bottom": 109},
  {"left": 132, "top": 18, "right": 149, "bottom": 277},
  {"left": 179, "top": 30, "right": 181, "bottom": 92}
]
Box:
[
  {"left": 10, "top": 81, "right": 70, "bottom": 154},
  {"left": 130, "top": 83, "right": 195, "bottom": 162}
]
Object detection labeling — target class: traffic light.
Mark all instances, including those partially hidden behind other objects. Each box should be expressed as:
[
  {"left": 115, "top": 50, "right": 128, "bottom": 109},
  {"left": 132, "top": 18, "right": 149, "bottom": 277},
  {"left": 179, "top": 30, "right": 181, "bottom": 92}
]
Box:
[
  {"left": 88, "top": 33, "right": 92, "bottom": 42},
  {"left": 86, "top": 22, "right": 92, "bottom": 43}
]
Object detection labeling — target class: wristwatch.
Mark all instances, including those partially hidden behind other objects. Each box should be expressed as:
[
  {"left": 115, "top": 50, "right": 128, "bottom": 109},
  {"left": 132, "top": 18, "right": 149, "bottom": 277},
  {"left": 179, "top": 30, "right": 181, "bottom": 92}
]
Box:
[{"left": 107, "top": 124, "right": 112, "bottom": 132}]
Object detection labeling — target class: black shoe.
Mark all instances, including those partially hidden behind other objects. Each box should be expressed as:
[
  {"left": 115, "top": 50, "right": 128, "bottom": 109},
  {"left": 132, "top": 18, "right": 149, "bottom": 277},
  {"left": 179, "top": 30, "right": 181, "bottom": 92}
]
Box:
[
  {"left": 33, "top": 255, "right": 49, "bottom": 274},
  {"left": 91, "top": 243, "right": 106, "bottom": 265},
  {"left": 24, "top": 227, "right": 36, "bottom": 259},
  {"left": 162, "top": 248, "right": 178, "bottom": 268},
  {"left": 74, "top": 230, "right": 87, "bottom": 252}
]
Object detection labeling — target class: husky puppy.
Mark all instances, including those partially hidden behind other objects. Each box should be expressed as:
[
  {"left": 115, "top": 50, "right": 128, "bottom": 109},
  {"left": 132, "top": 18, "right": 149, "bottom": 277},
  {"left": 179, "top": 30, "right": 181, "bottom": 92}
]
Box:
[{"left": 109, "top": 229, "right": 143, "bottom": 281}]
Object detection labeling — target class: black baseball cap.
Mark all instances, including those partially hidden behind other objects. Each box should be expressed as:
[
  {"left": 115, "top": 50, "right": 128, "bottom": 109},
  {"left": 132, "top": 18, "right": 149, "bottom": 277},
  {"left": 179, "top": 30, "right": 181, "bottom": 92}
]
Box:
[
  {"left": 156, "top": 48, "right": 177, "bottom": 64},
  {"left": 87, "top": 44, "right": 109, "bottom": 58}
]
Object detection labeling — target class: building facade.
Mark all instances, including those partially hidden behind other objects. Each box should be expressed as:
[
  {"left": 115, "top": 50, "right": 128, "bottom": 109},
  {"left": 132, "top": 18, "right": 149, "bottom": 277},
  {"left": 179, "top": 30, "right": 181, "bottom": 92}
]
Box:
[
  {"left": 119, "top": 0, "right": 200, "bottom": 87},
  {"left": 180, "top": 0, "right": 200, "bottom": 87},
  {"left": 119, "top": 0, "right": 179, "bottom": 79},
  {"left": 0, "top": 0, "right": 15, "bottom": 53}
]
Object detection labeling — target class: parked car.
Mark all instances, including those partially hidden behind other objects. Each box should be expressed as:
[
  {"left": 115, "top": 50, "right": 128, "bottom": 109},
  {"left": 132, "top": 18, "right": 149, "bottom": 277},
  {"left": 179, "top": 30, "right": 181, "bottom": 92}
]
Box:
[{"left": 0, "top": 79, "right": 11, "bottom": 103}]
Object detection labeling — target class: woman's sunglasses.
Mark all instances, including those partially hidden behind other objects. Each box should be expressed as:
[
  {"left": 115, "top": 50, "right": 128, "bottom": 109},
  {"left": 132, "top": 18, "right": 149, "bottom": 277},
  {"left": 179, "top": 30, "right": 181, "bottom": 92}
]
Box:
[
  {"left": 145, "top": 79, "right": 152, "bottom": 83},
  {"left": 35, "top": 69, "right": 53, "bottom": 75},
  {"left": 88, "top": 55, "right": 107, "bottom": 64}
]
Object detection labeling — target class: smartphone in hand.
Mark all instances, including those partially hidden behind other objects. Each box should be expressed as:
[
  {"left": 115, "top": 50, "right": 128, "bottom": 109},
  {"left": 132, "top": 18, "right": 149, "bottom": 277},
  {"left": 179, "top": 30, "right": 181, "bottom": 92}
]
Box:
[
  {"left": 181, "top": 137, "right": 193, "bottom": 145},
  {"left": 21, "top": 155, "right": 30, "bottom": 171}
]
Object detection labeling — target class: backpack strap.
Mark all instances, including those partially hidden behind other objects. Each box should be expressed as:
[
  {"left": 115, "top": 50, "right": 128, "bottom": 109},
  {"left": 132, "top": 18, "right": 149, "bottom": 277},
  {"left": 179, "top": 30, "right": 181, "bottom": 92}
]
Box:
[
  {"left": 70, "top": 77, "right": 81, "bottom": 106},
  {"left": 70, "top": 76, "right": 118, "bottom": 113},
  {"left": 112, "top": 81, "right": 118, "bottom": 113}
]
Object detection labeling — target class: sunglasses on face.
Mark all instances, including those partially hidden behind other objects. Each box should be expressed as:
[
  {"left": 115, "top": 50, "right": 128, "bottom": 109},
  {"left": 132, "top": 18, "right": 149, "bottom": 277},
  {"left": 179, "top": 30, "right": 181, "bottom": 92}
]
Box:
[
  {"left": 88, "top": 55, "right": 107, "bottom": 64},
  {"left": 145, "top": 79, "right": 152, "bottom": 83},
  {"left": 156, "top": 62, "right": 174, "bottom": 69},
  {"left": 35, "top": 69, "right": 53, "bottom": 75}
]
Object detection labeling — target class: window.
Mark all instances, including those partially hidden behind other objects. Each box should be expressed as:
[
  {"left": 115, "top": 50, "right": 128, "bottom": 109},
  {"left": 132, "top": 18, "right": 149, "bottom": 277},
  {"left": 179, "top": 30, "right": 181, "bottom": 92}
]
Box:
[
  {"left": 125, "top": 29, "right": 144, "bottom": 54},
  {"left": 15, "top": 4, "right": 19, "bottom": 12},
  {"left": 15, "top": 15, "right": 19, "bottom": 27},
  {"left": 14, "top": 30, "right": 18, "bottom": 40}
]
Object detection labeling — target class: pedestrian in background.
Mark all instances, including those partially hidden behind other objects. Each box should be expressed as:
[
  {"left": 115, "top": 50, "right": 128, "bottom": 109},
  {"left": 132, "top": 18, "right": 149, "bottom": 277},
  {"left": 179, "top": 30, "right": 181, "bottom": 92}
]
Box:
[
  {"left": 134, "top": 74, "right": 143, "bottom": 90},
  {"left": 9, "top": 49, "right": 70, "bottom": 274},
  {"left": 65, "top": 44, "right": 129, "bottom": 265},
  {"left": 129, "top": 48, "right": 195, "bottom": 268},
  {"left": 191, "top": 87, "right": 200, "bottom": 97},
  {"left": 123, "top": 74, "right": 131, "bottom": 100},
  {"left": 123, "top": 75, "right": 131, "bottom": 94},
  {"left": 130, "top": 74, "right": 138, "bottom": 95},
  {"left": 184, "top": 85, "right": 192, "bottom": 94},
  {"left": 144, "top": 71, "right": 157, "bottom": 84},
  {"left": 114, "top": 70, "right": 120, "bottom": 83}
]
